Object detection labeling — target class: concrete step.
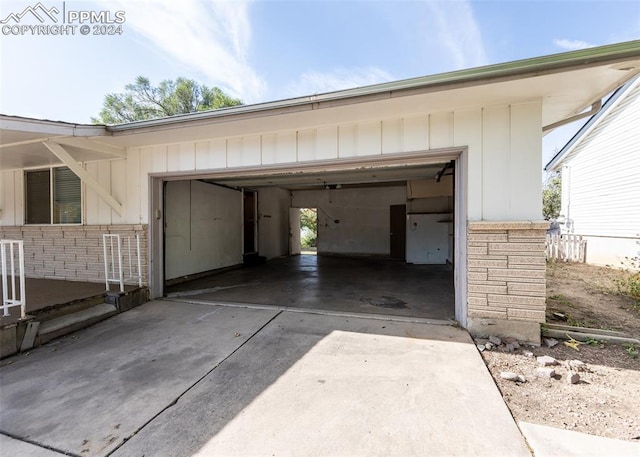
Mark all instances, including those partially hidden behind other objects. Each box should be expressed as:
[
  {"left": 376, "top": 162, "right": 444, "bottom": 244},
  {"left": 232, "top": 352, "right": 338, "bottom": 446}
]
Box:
[{"left": 37, "top": 303, "right": 118, "bottom": 345}]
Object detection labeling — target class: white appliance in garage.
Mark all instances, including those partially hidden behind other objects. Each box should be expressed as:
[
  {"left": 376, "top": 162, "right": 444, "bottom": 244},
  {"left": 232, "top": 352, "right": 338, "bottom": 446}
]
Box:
[{"left": 406, "top": 214, "right": 449, "bottom": 264}]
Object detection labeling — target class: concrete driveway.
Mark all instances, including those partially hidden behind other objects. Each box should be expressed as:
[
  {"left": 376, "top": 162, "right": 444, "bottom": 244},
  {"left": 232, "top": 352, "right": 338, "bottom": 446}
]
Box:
[{"left": 0, "top": 300, "right": 530, "bottom": 456}]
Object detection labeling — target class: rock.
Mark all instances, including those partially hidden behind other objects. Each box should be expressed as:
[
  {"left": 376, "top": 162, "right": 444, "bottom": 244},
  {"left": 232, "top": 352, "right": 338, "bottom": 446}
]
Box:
[
  {"left": 566, "top": 360, "right": 588, "bottom": 372},
  {"left": 505, "top": 343, "right": 515, "bottom": 352},
  {"left": 485, "top": 342, "right": 493, "bottom": 350},
  {"left": 511, "top": 340, "right": 520, "bottom": 349},
  {"left": 517, "top": 375, "right": 527, "bottom": 383},
  {"left": 543, "top": 337, "right": 559, "bottom": 348},
  {"left": 537, "top": 355, "right": 559, "bottom": 366},
  {"left": 536, "top": 367, "right": 556, "bottom": 378},
  {"left": 489, "top": 335, "right": 502, "bottom": 346},
  {"left": 476, "top": 344, "right": 485, "bottom": 352},
  {"left": 567, "top": 372, "right": 580, "bottom": 384},
  {"left": 500, "top": 371, "right": 520, "bottom": 381},
  {"left": 523, "top": 351, "right": 534, "bottom": 358}
]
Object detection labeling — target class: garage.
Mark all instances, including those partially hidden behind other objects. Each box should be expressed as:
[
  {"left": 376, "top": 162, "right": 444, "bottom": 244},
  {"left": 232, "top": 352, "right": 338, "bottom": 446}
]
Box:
[{"left": 158, "top": 156, "right": 461, "bottom": 321}]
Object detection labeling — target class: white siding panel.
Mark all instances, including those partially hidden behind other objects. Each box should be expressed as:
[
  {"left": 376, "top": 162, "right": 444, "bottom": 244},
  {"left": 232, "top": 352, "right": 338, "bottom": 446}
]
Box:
[
  {"left": 1, "top": 171, "right": 16, "bottom": 225},
  {"left": 84, "top": 162, "right": 99, "bottom": 225},
  {"left": 403, "top": 116, "right": 429, "bottom": 152},
  {"left": 243, "top": 135, "right": 262, "bottom": 167},
  {"left": 482, "top": 106, "right": 510, "bottom": 220},
  {"left": 227, "top": 138, "right": 243, "bottom": 168},
  {"left": 97, "top": 161, "right": 112, "bottom": 224},
  {"left": 279, "top": 132, "right": 298, "bottom": 162},
  {"left": 110, "top": 159, "right": 127, "bottom": 224},
  {"left": 357, "top": 121, "right": 381, "bottom": 156},
  {"left": 126, "top": 148, "right": 142, "bottom": 224},
  {"left": 209, "top": 139, "right": 227, "bottom": 169},
  {"left": 429, "top": 112, "right": 454, "bottom": 149},
  {"left": 166, "top": 144, "right": 180, "bottom": 171},
  {"left": 151, "top": 145, "right": 168, "bottom": 173},
  {"left": 510, "top": 101, "right": 542, "bottom": 219},
  {"left": 338, "top": 124, "right": 357, "bottom": 158},
  {"left": 179, "top": 142, "right": 195, "bottom": 171},
  {"left": 261, "top": 134, "right": 278, "bottom": 165},
  {"left": 139, "top": 147, "right": 153, "bottom": 224},
  {"left": 453, "top": 109, "right": 483, "bottom": 220},
  {"left": 298, "top": 129, "right": 317, "bottom": 162},
  {"left": 316, "top": 126, "right": 338, "bottom": 160},
  {"left": 382, "top": 118, "right": 403, "bottom": 154}
]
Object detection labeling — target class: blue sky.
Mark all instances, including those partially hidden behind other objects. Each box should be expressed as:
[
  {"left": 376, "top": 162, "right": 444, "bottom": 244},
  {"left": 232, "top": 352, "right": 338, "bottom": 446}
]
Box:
[{"left": 1, "top": 0, "right": 639, "bottom": 165}]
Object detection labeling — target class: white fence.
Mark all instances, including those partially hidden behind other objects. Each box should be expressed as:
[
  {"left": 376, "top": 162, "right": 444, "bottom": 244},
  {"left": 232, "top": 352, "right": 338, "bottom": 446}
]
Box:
[
  {"left": 546, "top": 234, "right": 587, "bottom": 263},
  {"left": 1, "top": 239, "right": 26, "bottom": 318},
  {"left": 103, "top": 234, "right": 143, "bottom": 293}
]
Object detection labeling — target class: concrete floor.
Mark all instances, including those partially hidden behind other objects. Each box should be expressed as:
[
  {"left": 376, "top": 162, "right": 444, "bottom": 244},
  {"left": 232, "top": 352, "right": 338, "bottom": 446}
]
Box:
[
  {"left": 167, "top": 255, "right": 455, "bottom": 320},
  {"left": 0, "top": 300, "right": 530, "bottom": 457}
]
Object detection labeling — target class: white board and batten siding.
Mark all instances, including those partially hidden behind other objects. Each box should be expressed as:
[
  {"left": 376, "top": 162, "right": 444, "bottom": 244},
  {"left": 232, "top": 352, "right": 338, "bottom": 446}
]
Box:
[
  {"left": 559, "top": 81, "right": 640, "bottom": 265},
  {"left": 0, "top": 101, "right": 543, "bottom": 227}
]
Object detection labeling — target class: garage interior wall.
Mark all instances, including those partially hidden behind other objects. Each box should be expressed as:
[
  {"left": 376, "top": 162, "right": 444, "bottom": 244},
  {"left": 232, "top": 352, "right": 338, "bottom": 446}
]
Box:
[
  {"left": 291, "top": 186, "right": 405, "bottom": 256},
  {"left": 164, "top": 180, "right": 242, "bottom": 280},
  {"left": 257, "top": 187, "right": 290, "bottom": 260}
]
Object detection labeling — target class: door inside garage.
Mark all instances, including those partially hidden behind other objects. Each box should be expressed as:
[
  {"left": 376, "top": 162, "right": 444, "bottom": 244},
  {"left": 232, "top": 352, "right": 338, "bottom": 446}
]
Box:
[{"left": 158, "top": 158, "right": 460, "bottom": 321}]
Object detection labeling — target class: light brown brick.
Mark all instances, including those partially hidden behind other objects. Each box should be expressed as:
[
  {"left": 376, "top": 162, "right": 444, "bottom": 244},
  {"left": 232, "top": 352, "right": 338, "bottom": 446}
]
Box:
[
  {"left": 469, "top": 259, "right": 508, "bottom": 268},
  {"left": 488, "top": 268, "right": 546, "bottom": 279},
  {"left": 469, "top": 284, "right": 508, "bottom": 294},
  {"left": 488, "top": 294, "right": 546, "bottom": 306},
  {"left": 507, "top": 309, "right": 546, "bottom": 321}
]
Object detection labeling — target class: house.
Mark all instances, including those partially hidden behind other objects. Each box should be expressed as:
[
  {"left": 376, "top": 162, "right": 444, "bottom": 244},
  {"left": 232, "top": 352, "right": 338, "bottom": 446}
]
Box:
[
  {"left": 545, "top": 75, "right": 640, "bottom": 267},
  {"left": 2, "top": 41, "right": 640, "bottom": 344}
]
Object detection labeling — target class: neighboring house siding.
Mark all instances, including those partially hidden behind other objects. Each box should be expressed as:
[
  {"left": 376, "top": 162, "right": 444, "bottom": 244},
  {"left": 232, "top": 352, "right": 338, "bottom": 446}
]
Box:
[{"left": 560, "top": 81, "right": 640, "bottom": 265}]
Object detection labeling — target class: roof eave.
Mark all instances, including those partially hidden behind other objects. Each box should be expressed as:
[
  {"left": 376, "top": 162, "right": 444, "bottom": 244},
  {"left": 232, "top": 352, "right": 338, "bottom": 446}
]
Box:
[{"left": 108, "top": 40, "right": 640, "bottom": 134}]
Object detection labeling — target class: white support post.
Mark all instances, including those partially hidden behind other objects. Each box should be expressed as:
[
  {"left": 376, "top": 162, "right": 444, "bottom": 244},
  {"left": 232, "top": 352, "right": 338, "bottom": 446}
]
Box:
[{"left": 1, "top": 240, "right": 26, "bottom": 319}]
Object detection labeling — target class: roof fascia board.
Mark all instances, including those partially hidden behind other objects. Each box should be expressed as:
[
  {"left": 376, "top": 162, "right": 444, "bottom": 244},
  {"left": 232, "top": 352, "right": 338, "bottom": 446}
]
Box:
[
  {"left": 545, "top": 75, "right": 640, "bottom": 172},
  {"left": 108, "top": 40, "right": 640, "bottom": 134},
  {"left": 0, "top": 115, "right": 107, "bottom": 137}
]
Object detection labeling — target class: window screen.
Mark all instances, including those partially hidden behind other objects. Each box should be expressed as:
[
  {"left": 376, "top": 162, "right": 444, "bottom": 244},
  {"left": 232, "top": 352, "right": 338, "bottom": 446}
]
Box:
[{"left": 53, "top": 167, "right": 81, "bottom": 224}]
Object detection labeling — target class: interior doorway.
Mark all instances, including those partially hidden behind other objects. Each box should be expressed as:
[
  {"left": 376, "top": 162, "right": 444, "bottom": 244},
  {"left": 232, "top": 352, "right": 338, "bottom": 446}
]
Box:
[
  {"left": 389, "top": 204, "right": 406, "bottom": 260},
  {"left": 300, "top": 208, "right": 318, "bottom": 255},
  {"left": 243, "top": 190, "right": 257, "bottom": 255}
]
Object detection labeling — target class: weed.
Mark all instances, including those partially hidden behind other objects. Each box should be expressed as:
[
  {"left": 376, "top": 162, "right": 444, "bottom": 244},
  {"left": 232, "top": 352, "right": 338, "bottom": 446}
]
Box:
[
  {"left": 614, "top": 256, "right": 640, "bottom": 302},
  {"left": 584, "top": 337, "right": 602, "bottom": 346},
  {"left": 623, "top": 343, "right": 639, "bottom": 359}
]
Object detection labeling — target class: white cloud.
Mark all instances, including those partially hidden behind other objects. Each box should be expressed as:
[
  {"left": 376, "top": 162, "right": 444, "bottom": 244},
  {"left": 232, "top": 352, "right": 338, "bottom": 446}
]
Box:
[
  {"left": 284, "top": 67, "right": 395, "bottom": 98},
  {"left": 111, "top": 0, "right": 266, "bottom": 102},
  {"left": 553, "top": 39, "right": 596, "bottom": 51},
  {"left": 426, "top": 1, "right": 487, "bottom": 69}
]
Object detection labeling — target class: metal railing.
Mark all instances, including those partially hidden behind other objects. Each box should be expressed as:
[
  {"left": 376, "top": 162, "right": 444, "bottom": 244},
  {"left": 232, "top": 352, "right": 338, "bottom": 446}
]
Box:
[
  {"left": 102, "top": 234, "right": 142, "bottom": 293},
  {"left": 546, "top": 234, "right": 587, "bottom": 263},
  {"left": 1, "top": 239, "right": 26, "bottom": 318}
]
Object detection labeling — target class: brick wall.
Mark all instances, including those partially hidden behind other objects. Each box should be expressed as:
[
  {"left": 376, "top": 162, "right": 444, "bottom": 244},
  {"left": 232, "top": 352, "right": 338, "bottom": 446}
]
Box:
[
  {"left": 467, "top": 221, "right": 549, "bottom": 342},
  {"left": 0, "top": 225, "right": 148, "bottom": 286}
]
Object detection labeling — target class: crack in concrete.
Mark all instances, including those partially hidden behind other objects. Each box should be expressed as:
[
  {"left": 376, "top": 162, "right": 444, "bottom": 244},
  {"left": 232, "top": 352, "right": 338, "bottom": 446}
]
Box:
[
  {"left": 104, "top": 309, "right": 283, "bottom": 456},
  {"left": 0, "top": 430, "right": 79, "bottom": 456}
]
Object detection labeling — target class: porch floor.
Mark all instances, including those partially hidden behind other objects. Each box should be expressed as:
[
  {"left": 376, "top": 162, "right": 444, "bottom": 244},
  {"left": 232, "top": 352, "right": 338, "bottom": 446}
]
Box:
[
  {"left": 0, "top": 278, "right": 133, "bottom": 326},
  {"left": 166, "top": 255, "right": 455, "bottom": 321}
]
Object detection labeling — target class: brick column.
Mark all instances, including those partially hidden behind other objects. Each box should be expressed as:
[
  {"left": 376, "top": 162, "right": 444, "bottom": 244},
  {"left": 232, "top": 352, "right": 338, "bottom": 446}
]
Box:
[{"left": 467, "top": 221, "right": 549, "bottom": 344}]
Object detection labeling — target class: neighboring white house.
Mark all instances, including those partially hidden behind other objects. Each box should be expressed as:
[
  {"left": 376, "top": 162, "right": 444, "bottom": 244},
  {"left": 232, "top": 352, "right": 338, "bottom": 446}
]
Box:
[
  {"left": 2, "top": 41, "right": 640, "bottom": 343},
  {"left": 545, "top": 75, "right": 640, "bottom": 268}
]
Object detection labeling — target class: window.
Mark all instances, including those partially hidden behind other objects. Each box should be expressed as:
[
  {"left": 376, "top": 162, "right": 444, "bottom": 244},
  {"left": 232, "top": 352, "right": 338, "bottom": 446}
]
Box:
[{"left": 25, "top": 167, "right": 81, "bottom": 224}]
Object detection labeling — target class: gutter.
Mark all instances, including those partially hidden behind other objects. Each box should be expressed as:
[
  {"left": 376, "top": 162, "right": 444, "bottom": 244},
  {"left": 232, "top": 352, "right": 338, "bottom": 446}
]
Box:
[{"left": 108, "top": 40, "right": 640, "bottom": 134}]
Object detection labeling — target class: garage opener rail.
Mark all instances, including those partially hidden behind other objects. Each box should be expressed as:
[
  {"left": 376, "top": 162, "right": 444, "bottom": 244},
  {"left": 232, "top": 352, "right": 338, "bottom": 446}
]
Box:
[
  {"left": 102, "top": 234, "right": 143, "bottom": 293},
  {"left": 1, "top": 239, "right": 26, "bottom": 318}
]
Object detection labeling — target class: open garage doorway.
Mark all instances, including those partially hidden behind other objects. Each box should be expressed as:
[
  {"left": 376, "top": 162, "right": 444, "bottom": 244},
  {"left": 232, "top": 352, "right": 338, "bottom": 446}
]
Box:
[{"left": 153, "top": 153, "right": 465, "bottom": 323}]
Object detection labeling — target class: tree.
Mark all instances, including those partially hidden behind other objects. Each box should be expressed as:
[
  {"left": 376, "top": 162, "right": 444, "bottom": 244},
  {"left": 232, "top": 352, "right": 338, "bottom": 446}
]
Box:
[
  {"left": 542, "top": 172, "right": 561, "bottom": 220},
  {"left": 92, "top": 76, "right": 242, "bottom": 124},
  {"left": 300, "top": 208, "right": 317, "bottom": 248}
]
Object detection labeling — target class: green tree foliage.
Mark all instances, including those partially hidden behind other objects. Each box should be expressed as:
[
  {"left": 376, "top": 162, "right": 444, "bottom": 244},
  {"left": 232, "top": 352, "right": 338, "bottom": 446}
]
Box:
[
  {"left": 92, "top": 76, "right": 242, "bottom": 124},
  {"left": 300, "top": 208, "right": 317, "bottom": 248},
  {"left": 542, "top": 172, "right": 561, "bottom": 220}
]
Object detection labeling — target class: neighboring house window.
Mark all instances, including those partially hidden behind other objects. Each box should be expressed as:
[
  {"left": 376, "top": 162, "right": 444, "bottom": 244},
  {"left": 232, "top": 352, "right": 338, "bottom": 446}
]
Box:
[{"left": 25, "top": 167, "right": 81, "bottom": 224}]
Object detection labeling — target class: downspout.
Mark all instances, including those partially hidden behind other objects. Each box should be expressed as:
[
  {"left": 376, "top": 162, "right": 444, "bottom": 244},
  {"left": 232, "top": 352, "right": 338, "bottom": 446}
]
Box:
[{"left": 542, "top": 100, "right": 602, "bottom": 133}]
